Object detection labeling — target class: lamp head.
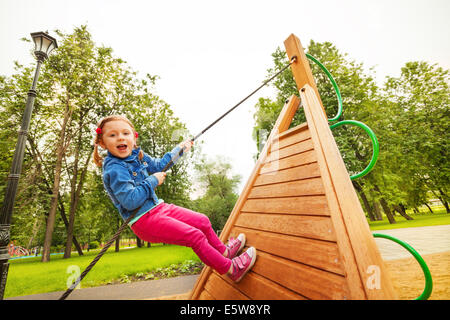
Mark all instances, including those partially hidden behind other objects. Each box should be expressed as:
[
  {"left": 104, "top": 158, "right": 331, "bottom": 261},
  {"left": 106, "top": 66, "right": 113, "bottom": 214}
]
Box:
[{"left": 30, "top": 31, "right": 58, "bottom": 61}]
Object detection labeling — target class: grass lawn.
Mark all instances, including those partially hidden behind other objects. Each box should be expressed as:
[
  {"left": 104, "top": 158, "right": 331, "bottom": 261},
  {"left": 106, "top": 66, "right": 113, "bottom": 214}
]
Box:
[
  {"left": 368, "top": 206, "right": 450, "bottom": 230},
  {"left": 5, "top": 244, "right": 200, "bottom": 299}
]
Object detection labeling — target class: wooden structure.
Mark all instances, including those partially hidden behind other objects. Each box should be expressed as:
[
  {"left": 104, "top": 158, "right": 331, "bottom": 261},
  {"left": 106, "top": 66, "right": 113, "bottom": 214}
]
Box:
[{"left": 190, "top": 34, "right": 397, "bottom": 300}]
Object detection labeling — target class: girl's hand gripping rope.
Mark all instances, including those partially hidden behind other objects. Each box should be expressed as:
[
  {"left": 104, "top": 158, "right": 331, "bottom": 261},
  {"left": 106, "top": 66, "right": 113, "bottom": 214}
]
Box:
[
  {"left": 153, "top": 172, "right": 167, "bottom": 186},
  {"left": 179, "top": 139, "right": 194, "bottom": 153}
]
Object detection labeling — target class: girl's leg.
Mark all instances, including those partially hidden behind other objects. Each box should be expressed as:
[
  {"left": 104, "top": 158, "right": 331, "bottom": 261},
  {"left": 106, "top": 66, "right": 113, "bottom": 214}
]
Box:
[
  {"left": 160, "top": 204, "right": 227, "bottom": 254},
  {"left": 131, "top": 203, "right": 231, "bottom": 275}
]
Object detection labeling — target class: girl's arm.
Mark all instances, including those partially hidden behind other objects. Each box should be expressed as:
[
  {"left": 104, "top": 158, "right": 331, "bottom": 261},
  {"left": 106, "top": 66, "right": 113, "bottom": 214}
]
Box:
[
  {"left": 145, "top": 140, "right": 193, "bottom": 173},
  {"left": 105, "top": 163, "right": 159, "bottom": 211},
  {"left": 144, "top": 145, "right": 183, "bottom": 173}
]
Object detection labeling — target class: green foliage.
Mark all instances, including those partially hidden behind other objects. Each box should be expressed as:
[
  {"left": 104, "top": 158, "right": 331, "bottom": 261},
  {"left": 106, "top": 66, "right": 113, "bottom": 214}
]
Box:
[{"left": 192, "top": 156, "right": 241, "bottom": 232}]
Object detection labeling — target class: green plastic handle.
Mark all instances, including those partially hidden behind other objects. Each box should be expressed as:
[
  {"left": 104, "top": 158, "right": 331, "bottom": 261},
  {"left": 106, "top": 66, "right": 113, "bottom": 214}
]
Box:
[
  {"left": 373, "top": 233, "right": 433, "bottom": 300},
  {"left": 306, "top": 53, "right": 343, "bottom": 122},
  {"left": 329, "top": 120, "right": 379, "bottom": 180}
]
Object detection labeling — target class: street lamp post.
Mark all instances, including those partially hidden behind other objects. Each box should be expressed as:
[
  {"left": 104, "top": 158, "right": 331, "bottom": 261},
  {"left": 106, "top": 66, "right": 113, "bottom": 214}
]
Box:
[{"left": 0, "top": 31, "right": 57, "bottom": 299}]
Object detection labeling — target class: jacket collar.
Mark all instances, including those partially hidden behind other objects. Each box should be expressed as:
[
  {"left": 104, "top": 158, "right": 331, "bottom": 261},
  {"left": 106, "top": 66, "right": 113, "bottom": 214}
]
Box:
[{"left": 106, "top": 147, "right": 141, "bottom": 163}]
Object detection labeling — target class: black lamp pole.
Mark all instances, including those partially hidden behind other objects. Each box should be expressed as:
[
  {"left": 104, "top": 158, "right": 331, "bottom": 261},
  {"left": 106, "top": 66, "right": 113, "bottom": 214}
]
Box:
[{"left": 0, "top": 31, "right": 57, "bottom": 299}]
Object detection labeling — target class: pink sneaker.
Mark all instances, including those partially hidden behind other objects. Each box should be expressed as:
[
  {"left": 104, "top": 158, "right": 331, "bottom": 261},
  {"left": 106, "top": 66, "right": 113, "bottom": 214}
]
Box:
[
  {"left": 228, "top": 247, "right": 257, "bottom": 282},
  {"left": 225, "top": 233, "right": 246, "bottom": 259}
]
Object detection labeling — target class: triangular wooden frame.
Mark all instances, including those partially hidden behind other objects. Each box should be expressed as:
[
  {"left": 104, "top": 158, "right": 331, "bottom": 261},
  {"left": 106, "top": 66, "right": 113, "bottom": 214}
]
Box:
[{"left": 189, "top": 34, "right": 397, "bottom": 300}]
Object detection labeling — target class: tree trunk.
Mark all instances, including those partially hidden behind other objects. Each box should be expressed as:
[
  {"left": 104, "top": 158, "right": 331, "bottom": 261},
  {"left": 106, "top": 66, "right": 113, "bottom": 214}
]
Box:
[
  {"left": 58, "top": 199, "right": 83, "bottom": 256},
  {"left": 136, "top": 237, "right": 142, "bottom": 248},
  {"left": 64, "top": 151, "right": 79, "bottom": 259},
  {"left": 115, "top": 237, "right": 120, "bottom": 252},
  {"left": 380, "top": 199, "right": 396, "bottom": 224},
  {"left": 393, "top": 204, "right": 414, "bottom": 220},
  {"left": 438, "top": 188, "right": 450, "bottom": 213},
  {"left": 373, "top": 201, "right": 383, "bottom": 221},
  {"left": 42, "top": 103, "right": 72, "bottom": 262},
  {"left": 372, "top": 184, "right": 396, "bottom": 224},
  {"left": 353, "top": 181, "right": 375, "bottom": 221},
  {"left": 26, "top": 215, "right": 42, "bottom": 250},
  {"left": 443, "top": 200, "right": 450, "bottom": 214},
  {"left": 424, "top": 203, "right": 434, "bottom": 214}
]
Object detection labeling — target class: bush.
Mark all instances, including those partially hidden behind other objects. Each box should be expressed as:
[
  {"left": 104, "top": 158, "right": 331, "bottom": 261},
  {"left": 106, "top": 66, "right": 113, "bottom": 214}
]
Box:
[{"left": 89, "top": 241, "right": 100, "bottom": 249}]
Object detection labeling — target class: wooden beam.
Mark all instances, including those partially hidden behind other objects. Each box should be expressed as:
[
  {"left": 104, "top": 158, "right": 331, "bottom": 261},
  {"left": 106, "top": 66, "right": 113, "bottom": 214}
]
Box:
[
  {"left": 300, "top": 84, "right": 398, "bottom": 299},
  {"left": 284, "top": 33, "right": 326, "bottom": 117}
]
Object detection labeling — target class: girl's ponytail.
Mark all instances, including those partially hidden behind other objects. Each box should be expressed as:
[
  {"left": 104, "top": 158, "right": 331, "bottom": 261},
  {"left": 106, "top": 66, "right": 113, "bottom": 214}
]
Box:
[{"left": 93, "top": 143, "right": 103, "bottom": 167}]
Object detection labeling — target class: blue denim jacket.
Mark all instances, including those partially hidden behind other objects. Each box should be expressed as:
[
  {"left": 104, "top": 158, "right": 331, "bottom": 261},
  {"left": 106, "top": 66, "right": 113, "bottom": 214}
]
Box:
[{"left": 102, "top": 146, "right": 183, "bottom": 225}]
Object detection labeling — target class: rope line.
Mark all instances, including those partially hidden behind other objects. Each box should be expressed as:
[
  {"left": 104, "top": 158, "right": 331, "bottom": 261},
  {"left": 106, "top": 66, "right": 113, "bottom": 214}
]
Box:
[{"left": 59, "top": 213, "right": 135, "bottom": 300}]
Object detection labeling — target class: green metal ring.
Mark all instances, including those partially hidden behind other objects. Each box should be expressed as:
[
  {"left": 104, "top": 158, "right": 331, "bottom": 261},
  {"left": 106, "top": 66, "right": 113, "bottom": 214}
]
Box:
[
  {"left": 306, "top": 53, "right": 343, "bottom": 122},
  {"left": 372, "top": 233, "right": 433, "bottom": 300},
  {"left": 329, "top": 120, "right": 379, "bottom": 180}
]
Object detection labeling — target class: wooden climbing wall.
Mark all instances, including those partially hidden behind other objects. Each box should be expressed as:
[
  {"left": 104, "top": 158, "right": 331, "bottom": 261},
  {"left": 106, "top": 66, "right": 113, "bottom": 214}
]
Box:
[{"left": 189, "top": 34, "right": 397, "bottom": 300}]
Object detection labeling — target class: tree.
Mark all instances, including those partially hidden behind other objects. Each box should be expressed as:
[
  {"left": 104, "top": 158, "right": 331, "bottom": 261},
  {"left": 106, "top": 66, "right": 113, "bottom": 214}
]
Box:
[
  {"left": 384, "top": 61, "right": 449, "bottom": 212},
  {"left": 192, "top": 156, "right": 241, "bottom": 232}
]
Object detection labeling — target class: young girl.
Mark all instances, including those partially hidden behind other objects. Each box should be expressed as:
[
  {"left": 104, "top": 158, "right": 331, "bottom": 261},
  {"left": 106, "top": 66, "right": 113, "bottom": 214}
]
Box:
[{"left": 93, "top": 115, "right": 256, "bottom": 282}]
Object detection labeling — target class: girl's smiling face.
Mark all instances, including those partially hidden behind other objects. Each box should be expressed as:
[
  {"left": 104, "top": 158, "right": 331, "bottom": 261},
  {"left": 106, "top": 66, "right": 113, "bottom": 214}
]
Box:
[{"left": 99, "top": 120, "right": 136, "bottom": 158}]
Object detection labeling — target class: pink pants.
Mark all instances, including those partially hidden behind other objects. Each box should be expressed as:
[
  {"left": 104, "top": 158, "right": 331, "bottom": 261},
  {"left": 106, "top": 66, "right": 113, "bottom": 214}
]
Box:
[{"left": 131, "top": 203, "right": 231, "bottom": 275}]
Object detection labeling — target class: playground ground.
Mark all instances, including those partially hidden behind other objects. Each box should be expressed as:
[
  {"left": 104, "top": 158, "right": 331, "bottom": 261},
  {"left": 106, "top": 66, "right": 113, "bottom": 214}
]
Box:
[{"left": 7, "top": 224, "right": 450, "bottom": 300}]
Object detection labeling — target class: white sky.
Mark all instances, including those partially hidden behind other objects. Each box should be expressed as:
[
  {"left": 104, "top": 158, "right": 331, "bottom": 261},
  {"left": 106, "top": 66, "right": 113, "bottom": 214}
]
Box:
[{"left": 1, "top": 0, "right": 449, "bottom": 194}]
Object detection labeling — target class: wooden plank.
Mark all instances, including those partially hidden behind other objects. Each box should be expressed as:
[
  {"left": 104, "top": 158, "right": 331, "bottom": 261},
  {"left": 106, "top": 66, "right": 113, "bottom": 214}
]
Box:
[
  {"left": 252, "top": 251, "right": 350, "bottom": 300},
  {"left": 254, "top": 162, "right": 321, "bottom": 187},
  {"left": 271, "top": 128, "right": 311, "bottom": 151},
  {"left": 300, "top": 84, "right": 398, "bottom": 299},
  {"left": 214, "top": 270, "right": 307, "bottom": 300},
  {"left": 274, "top": 122, "right": 308, "bottom": 142},
  {"left": 198, "top": 289, "right": 215, "bottom": 300},
  {"left": 241, "top": 195, "right": 330, "bottom": 216},
  {"left": 265, "top": 138, "right": 314, "bottom": 163},
  {"left": 260, "top": 150, "right": 317, "bottom": 174},
  {"left": 204, "top": 272, "right": 250, "bottom": 300},
  {"left": 231, "top": 227, "right": 344, "bottom": 275},
  {"left": 235, "top": 213, "right": 336, "bottom": 241},
  {"left": 248, "top": 177, "right": 325, "bottom": 199}
]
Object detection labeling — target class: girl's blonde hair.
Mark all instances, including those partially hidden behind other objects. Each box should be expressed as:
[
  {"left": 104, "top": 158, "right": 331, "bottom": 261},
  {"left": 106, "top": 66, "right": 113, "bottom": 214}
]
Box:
[{"left": 93, "top": 114, "right": 143, "bottom": 167}]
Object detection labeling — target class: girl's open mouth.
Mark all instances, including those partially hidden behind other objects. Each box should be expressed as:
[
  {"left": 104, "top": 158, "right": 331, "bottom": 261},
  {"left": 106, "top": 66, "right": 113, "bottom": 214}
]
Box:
[{"left": 117, "top": 144, "right": 128, "bottom": 151}]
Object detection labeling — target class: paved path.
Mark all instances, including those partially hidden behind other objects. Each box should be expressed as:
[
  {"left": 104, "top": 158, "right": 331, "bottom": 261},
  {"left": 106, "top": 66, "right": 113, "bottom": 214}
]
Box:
[
  {"left": 372, "top": 224, "right": 450, "bottom": 260},
  {"left": 7, "top": 274, "right": 199, "bottom": 300}
]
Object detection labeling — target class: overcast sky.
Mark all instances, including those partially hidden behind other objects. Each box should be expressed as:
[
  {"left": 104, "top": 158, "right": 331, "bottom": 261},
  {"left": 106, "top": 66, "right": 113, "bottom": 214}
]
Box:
[{"left": 1, "top": 0, "right": 449, "bottom": 194}]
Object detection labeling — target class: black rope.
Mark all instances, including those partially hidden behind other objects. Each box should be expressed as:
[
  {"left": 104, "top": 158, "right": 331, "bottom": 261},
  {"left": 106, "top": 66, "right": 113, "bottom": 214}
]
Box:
[
  {"left": 163, "top": 55, "right": 298, "bottom": 171},
  {"left": 59, "top": 213, "right": 135, "bottom": 300},
  {"left": 59, "top": 55, "right": 297, "bottom": 300}
]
